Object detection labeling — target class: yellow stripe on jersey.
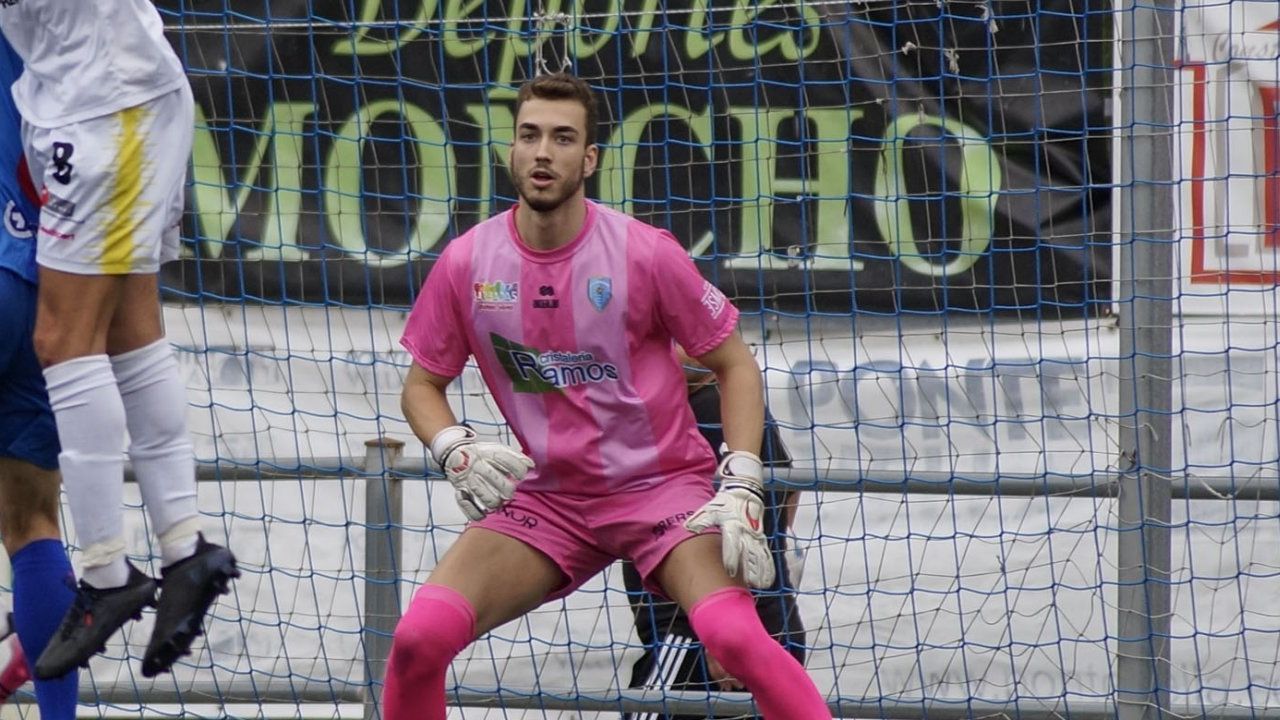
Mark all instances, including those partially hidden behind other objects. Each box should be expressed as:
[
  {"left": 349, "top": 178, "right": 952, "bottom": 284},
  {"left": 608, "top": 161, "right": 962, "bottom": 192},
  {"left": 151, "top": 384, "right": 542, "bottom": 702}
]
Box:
[{"left": 100, "top": 105, "right": 147, "bottom": 273}]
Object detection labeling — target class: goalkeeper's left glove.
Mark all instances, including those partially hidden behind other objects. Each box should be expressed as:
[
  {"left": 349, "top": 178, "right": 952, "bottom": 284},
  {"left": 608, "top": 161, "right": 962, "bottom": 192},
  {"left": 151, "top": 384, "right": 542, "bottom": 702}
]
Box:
[{"left": 684, "top": 448, "right": 776, "bottom": 589}]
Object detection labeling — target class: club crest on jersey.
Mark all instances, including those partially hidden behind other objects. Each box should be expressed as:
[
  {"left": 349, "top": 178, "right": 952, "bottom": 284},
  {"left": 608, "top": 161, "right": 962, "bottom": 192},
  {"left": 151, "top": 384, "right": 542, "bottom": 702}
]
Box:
[
  {"left": 587, "top": 277, "right": 612, "bottom": 311},
  {"left": 473, "top": 280, "right": 518, "bottom": 310}
]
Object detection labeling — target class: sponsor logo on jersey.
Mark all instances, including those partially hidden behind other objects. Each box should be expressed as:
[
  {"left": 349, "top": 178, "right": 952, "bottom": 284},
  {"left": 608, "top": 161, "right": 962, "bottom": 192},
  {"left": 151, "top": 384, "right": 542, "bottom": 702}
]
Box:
[
  {"left": 2, "top": 200, "right": 33, "bottom": 239},
  {"left": 473, "top": 280, "right": 518, "bottom": 310},
  {"left": 491, "top": 333, "right": 619, "bottom": 393},
  {"left": 533, "top": 284, "right": 559, "bottom": 309},
  {"left": 0, "top": 0, "right": 20, "bottom": 8},
  {"left": 41, "top": 192, "right": 76, "bottom": 219},
  {"left": 587, "top": 276, "right": 612, "bottom": 310},
  {"left": 38, "top": 225, "right": 74, "bottom": 241},
  {"left": 651, "top": 510, "right": 695, "bottom": 538},
  {"left": 498, "top": 506, "right": 539, "bottom": 529},
  {"left": 700, "top": 281, "right": 726, "bottom": 318}
]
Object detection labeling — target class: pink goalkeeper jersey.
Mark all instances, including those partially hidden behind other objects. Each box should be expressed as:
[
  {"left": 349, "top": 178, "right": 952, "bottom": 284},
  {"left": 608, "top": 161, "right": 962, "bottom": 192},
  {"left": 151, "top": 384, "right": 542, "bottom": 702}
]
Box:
[{"left": 401, "top": 200, "right": 739, "bottom": 495}]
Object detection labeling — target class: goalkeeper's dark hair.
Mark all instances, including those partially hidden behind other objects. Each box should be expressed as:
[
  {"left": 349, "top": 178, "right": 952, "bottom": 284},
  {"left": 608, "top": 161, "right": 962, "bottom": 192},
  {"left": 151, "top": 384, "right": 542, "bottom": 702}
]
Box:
[{"left": 515, "top": 72, "right": 599, "bottom": 148}]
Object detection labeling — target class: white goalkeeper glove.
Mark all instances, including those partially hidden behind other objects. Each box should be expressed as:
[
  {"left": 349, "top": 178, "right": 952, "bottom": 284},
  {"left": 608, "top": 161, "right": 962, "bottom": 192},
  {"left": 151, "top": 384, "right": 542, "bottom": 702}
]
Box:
[
  {"left": 430, "top": 425, "right": 534, "bottom": 522},
  {"left": 684, "top": 448, "right": 775, "bottom": 589}
]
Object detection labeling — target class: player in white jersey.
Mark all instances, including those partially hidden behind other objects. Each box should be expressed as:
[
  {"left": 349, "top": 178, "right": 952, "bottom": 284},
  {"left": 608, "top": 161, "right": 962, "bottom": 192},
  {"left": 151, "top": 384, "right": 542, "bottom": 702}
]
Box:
[{"left": 0, "top": 0, "right": 238, "bottom": 680}]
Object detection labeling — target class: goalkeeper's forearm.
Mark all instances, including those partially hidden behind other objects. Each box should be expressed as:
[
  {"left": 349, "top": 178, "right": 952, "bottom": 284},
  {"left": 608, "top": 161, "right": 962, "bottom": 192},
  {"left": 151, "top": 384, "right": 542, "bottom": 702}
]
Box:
[
  {"left": 697, "top": 335, "right": 765, "bottom": 455},
  {"left": 715, "top": 361, "right": 765, "bottom": 456},
  {"left": 401, "top": 363, "right": 461, "bottom": 447}
]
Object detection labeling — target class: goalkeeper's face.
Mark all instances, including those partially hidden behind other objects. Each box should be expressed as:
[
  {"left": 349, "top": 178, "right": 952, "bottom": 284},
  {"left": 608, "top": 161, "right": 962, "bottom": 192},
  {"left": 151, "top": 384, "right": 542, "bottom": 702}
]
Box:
[{"left": 509, "top": 98, "right": 599, "bottom": 213}]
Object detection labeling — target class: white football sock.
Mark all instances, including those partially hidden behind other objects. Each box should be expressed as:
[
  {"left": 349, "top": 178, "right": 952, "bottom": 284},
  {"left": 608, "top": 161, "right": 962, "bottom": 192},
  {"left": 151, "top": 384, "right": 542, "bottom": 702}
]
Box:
[
  {"left": 43, "top": 355, "right": 129, "bottom": 588},
  {"left": 111, "top": 339, "right": 199, "bottom": 567}
]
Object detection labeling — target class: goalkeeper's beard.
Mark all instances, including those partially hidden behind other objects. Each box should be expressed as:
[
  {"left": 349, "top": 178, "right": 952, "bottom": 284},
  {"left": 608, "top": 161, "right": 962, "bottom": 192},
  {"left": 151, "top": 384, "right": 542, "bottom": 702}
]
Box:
[{"left": 513, "top": 166, "right": 586, "bottom": 213}]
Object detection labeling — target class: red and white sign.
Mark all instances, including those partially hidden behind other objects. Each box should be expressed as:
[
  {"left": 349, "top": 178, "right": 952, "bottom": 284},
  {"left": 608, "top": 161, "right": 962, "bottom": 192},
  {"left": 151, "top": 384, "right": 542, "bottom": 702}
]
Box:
[{"left": 1177, "top": 2, "right": 1280, "bottom": 313}]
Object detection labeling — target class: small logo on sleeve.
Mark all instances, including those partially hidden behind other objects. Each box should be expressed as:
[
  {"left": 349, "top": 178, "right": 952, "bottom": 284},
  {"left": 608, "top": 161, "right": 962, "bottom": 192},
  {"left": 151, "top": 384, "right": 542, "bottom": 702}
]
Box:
[
  {"left": 587, "top": 277, "right": 612, "bottom": 311},
  {"left": 700, "top": 281, "right": 726, "bottom": 318}
]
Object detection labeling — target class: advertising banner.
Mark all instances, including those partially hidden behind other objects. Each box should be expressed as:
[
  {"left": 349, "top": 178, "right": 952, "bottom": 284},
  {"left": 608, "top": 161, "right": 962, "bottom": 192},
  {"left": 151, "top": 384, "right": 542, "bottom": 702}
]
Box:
[
  {"left": 159, "top": 0, "right": 1111, "bottom": 313},
  {"left": 1177, "top": 0, "right": 1280, "bottom": 315}
]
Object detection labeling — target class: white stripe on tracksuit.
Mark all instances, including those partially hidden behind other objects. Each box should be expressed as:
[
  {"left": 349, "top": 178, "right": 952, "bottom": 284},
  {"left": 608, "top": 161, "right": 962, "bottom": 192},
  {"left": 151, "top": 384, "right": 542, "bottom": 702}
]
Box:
[{"left": 634, "top": 634, "right": 698, "bottom": 720}]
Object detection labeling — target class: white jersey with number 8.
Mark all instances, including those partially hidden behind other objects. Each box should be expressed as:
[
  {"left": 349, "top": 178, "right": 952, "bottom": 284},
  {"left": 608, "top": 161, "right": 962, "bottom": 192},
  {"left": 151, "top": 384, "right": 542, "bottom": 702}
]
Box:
[{"left": 0, "top": 0, "right": 188, "bottom": 129}]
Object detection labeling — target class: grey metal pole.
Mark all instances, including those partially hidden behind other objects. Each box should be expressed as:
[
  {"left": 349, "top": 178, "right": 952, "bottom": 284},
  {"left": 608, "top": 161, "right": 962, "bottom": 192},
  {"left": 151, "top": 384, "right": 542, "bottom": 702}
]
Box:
[
  {"left": 179, "top": 461, "right": 1280, "bottom": 500},
  {"left": 362, "top": 437, "right": 405, "bottom": 720},
  {"left": 1116, "top": 0, "right": 1176, "bottom": 714}
]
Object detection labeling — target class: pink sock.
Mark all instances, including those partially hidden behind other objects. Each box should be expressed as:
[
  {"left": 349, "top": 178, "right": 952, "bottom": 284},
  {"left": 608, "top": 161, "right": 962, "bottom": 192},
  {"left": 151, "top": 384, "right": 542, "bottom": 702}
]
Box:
[
  {"left": 689, "top": 587, "right": 832, "bottom": 720},
  {"left": 381, "top": 584, "right": 477, "bottom": 720}
]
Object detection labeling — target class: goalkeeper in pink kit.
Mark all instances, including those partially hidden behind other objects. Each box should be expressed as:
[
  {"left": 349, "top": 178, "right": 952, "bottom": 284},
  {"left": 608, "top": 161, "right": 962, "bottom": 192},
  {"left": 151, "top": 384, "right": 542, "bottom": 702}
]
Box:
[{"left": 386, "top": 71, "right": 831, "bottom": 720}]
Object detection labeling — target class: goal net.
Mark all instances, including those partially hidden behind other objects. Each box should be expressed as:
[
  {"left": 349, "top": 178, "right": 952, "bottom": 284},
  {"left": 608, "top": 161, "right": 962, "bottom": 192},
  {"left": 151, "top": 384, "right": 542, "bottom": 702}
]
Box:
[{"left": 12, "top": 0, "right": 1276, "bottom": 718}]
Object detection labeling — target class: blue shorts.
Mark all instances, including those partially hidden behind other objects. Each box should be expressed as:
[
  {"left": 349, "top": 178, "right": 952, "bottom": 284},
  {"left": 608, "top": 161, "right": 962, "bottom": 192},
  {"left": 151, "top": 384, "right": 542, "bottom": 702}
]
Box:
[{"left": 0, "top": 267, "right": 58, "bottom": 469}]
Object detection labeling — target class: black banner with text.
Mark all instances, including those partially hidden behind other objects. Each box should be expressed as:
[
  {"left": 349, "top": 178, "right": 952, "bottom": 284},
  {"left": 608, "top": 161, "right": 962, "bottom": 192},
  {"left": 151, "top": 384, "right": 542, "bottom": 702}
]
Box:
[{"left": 158, "top": 0, "right": 1112, "bottom": 313}]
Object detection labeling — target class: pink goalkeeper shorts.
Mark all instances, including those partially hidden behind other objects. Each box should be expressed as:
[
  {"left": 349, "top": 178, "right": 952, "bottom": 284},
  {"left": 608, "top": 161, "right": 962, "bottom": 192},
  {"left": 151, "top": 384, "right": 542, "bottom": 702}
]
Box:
[{"left": 471, "top": 472, "right": 716, "bottom": 600}]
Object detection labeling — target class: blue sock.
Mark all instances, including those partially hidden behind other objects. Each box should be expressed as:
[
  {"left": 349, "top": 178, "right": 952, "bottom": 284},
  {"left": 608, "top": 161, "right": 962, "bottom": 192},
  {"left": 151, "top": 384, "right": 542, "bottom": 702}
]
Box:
[{"left": 12, "top": 538, "right": 79, "bottom": 719}]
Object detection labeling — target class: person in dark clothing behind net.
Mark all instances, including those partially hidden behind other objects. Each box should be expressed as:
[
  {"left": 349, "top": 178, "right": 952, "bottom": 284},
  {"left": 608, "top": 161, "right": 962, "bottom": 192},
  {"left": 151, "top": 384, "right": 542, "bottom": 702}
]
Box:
[{"left": 622, "top": 350, "right": 807, "bottom": 720}]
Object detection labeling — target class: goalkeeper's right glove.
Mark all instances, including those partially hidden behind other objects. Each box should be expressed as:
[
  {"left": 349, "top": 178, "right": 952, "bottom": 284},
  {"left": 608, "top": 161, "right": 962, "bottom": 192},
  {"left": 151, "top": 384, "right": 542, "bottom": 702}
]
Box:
[{"left": 430, "top": 426, "right": 534, "bottom": 521}]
